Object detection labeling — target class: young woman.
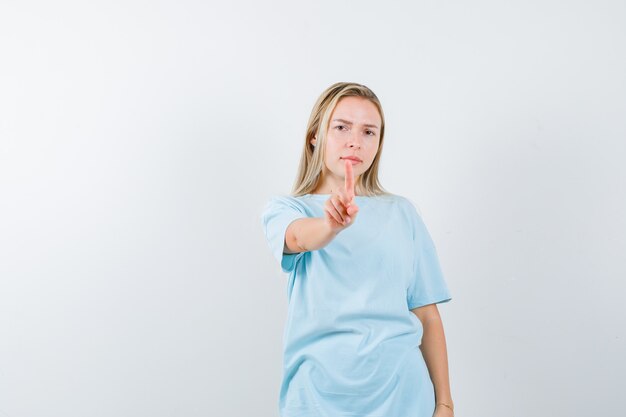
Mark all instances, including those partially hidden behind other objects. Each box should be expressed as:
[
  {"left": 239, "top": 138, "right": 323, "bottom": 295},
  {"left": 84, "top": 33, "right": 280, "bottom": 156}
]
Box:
[{"left": 261, "top": 82, "right": 455, "bottom": 417}]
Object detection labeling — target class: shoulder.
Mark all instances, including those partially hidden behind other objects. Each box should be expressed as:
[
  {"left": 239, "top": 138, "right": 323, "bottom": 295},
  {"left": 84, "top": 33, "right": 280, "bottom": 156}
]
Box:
[
  {"left": 265, "top": 194, "right": 301, "bottom": 206},
  {"left": 381, "top": 194, "right": 432, "bottom": 237},
  {"left": 261, "top": 194, "right": 308, "bottom": 217},
  {"left": 382, "top": 193, "right": 422, "bottom": 216},
  {"left": 268, "top": 194, "right": 313, "bottom": 205}
]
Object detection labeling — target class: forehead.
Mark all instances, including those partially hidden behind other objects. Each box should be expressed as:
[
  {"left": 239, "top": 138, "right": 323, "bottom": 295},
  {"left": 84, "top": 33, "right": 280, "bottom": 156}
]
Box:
[{"left": 331, "top": 96, "right": 381, "bottom": 126}]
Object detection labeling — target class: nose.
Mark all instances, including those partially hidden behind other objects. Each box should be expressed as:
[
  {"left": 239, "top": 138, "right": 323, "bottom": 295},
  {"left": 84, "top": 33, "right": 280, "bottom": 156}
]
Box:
[{"left": 347, "top": 131, "right": 362, "bottom": 148}]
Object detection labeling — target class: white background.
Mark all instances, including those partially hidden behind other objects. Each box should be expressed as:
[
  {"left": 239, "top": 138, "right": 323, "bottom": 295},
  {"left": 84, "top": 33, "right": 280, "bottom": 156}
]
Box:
[{"left": 1, "top": 1, "right": 624, "bottom": 416}]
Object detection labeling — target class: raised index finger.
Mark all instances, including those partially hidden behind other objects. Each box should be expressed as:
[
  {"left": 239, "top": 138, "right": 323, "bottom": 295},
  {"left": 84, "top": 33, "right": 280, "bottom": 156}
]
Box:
[{"left": 344, "top": 159, "right": 355, "bottom": 201}]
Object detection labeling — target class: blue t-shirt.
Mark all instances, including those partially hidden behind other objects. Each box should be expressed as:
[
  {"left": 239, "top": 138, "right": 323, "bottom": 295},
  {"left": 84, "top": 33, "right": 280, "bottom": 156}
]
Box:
[{"left": 260, "top": 193, "right": 452, "bottom": 417}]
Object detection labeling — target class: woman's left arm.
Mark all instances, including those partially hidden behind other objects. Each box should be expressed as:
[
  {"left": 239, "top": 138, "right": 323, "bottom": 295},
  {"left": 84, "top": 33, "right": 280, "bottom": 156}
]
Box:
[{"left": 411, "top": 304, "right": 454, "bottom": 416}]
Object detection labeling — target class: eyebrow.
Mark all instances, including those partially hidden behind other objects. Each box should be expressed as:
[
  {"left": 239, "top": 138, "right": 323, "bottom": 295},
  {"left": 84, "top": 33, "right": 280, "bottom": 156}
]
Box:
[{"left": 332, "top": 118, "right": 380, "bottom": 130}]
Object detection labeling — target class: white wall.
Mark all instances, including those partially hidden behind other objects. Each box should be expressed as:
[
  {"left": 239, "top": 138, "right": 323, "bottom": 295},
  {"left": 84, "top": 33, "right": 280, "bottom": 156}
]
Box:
[{"left": 1, "top": 1, "right": 624, "bottom": 416}]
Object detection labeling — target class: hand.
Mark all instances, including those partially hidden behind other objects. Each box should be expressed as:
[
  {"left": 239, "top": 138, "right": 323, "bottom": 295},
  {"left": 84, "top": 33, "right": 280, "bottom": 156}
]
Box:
[{"left": 323, "top": 159, "right": 360, "bottom": 233}]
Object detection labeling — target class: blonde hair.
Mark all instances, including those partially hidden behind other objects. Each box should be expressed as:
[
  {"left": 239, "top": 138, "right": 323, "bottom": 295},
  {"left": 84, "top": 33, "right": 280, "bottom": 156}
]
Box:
[{"left": 291, "top": 82, "right": 392, "bottom": 197}]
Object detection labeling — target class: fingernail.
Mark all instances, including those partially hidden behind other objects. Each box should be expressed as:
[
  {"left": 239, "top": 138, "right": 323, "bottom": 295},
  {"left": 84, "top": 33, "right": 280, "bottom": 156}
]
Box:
[{"left": 346, "top": 216, "right": 351, "bottom": 222}]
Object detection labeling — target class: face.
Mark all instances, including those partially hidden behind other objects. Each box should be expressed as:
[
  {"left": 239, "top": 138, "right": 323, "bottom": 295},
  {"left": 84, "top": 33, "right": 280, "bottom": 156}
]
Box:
[{"left": 310, "top": 96, "right": 381, "bottom": 192}]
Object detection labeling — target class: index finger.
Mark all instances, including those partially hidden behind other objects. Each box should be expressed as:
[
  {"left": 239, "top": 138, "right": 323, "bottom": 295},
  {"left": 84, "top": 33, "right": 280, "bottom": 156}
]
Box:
[{"left": 344, "top": 159, "right": 354, "bottom": 202}]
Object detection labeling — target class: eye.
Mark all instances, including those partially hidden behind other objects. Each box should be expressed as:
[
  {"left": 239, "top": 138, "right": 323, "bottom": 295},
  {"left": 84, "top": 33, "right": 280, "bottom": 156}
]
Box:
[
  {"left": 366, "top": 130, "right": 375, "bottom": 136},
  {"left": 335, "top": 125, "right": 347, "bottom": 131}
]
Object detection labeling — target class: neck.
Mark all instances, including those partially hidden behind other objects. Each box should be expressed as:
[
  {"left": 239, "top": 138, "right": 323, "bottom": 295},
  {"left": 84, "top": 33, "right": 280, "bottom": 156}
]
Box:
[
  {"left": 312, "top": 168, "right": 362, "bottom": 195},
  {"left": 312, "top": 182, "right": 362, "bottom": 195}
]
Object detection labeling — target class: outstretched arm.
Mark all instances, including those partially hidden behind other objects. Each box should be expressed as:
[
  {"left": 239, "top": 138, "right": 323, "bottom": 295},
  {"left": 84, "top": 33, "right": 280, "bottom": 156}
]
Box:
[
  {"left": 284, "top": 217, "right": 338, "bottom": 253},
  {"left": 284, "top": 159, "right": 359, "bottom": 254}
]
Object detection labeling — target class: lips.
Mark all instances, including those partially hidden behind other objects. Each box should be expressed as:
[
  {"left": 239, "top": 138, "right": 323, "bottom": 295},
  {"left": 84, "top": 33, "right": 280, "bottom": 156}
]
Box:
[{"left": 341, "top": 156, "right": 362, "bottom": 162}]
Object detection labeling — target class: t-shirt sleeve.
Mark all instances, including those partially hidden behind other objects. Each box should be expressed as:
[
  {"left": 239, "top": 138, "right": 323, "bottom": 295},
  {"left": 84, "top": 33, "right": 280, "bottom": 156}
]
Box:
[
  {"left": 260, "top": 196, "right": 309, "bottom": 274},
  {"left": 406, "top": 201, "right": 452, "bottom": 310}
]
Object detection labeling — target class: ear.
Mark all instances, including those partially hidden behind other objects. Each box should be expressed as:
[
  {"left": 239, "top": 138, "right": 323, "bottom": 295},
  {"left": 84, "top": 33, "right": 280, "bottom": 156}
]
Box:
[{"left": 310, "top": 136, "right": 317, "bottom": 147}]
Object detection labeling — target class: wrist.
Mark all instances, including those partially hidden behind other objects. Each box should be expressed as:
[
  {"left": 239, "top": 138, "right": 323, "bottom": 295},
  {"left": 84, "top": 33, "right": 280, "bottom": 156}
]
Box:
[
  {"left": 322, "top": 218, "right": 340, "bottom": 236},
  {"left": 436, "top": 401, "right": 454, "bottom": 413}
]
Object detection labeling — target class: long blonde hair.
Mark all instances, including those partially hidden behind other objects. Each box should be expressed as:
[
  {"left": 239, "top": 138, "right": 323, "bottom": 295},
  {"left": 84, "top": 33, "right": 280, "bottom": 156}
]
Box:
[{"left": 291, "top": 82, "right": 392, "bottom": 197}]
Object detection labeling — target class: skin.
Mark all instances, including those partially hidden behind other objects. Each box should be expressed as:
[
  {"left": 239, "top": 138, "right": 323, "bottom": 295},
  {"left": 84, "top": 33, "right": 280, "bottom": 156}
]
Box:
[
  {"left": 283, "top": 160, "right": 357, "bottom": 253},
  {"left": 286, "top": 96, "right": 455, "bottom": 415},
  {"left": 412, "top": 305, "right": 455, "bottom": 416},
  {"left": 310, "top": 96, "right": 381, "bottom": 230},
  {"left": 310, "top": 96, "right": 381, "bottom": 196}
]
